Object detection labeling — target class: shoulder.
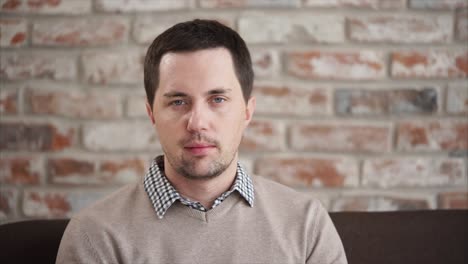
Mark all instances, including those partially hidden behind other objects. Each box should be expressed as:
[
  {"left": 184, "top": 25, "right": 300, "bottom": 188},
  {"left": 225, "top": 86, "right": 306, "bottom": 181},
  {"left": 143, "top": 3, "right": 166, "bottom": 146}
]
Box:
[
  {"left": 58, "top": 183, "right": 145, "bottom": 263},
  {"left": 72, "top": 181, "right": 149, "bottom": 227},
  {"left": 252, "top": 175, "right": 324, "bottom": 213},
  {"left": 253, "top": 175, "right": 317, "bottom": 200},
  {"left": 251, "top": 175, "right": 334, "bottom": 246}
]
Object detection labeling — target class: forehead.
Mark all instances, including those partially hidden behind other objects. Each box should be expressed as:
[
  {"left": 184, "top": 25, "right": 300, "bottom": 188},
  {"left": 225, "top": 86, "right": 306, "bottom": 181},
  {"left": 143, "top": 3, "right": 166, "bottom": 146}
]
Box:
[{"left": 157, "top": 48, "right": 240, "bottom": 95}]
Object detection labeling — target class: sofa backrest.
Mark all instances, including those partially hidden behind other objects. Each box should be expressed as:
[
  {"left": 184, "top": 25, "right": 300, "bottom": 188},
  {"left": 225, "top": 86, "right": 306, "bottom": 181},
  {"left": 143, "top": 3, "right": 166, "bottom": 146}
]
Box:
[
  {"left": 331, "top": 209, "right": 468, "bottom": 264},
  {"left": 1, "top": 210, "right": 467, "bottom": 264},
  {"left": 0, "top": 219, "right": 68, "bottom": 264}
]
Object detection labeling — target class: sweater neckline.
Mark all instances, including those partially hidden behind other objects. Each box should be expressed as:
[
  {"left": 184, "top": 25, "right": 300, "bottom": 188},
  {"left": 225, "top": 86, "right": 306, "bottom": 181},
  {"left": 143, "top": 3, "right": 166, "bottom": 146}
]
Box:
[{"left": 168, "top": 192, "right": 248, "bottom": 223}]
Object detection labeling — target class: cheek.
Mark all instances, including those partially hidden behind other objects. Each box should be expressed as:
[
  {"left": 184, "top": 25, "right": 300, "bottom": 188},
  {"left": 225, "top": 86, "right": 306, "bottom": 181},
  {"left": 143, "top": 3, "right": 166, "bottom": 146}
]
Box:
[
  {"left": 155, "top": 117, "right": 177, "bottom": 140},
  {"left": 221, "top": 112, "right": 247, "bottom": 141}
]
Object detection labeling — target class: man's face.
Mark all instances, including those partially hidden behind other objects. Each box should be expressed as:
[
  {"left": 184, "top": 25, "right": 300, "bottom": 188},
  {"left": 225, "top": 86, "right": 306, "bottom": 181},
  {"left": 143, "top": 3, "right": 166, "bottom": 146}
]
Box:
[{"left": 146, "top": 48, "right": 255, "bottom": 180}]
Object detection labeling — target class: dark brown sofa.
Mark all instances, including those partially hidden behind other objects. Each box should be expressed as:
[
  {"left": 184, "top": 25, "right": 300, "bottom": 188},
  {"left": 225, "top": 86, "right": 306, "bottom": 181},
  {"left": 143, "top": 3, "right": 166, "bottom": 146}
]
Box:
[{"left": 1, "top": 210, "right": 467, "bottom": 264}]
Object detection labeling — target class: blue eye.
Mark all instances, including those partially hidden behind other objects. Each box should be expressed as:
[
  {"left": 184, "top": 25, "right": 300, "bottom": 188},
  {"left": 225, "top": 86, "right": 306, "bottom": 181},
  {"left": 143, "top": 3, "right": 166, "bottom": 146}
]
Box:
[
  {"left": 212, "top": 97, "right": 226, "bottom": 104},
  {"left": 171, "top": 100, "right": 185, "bottom": 106}
]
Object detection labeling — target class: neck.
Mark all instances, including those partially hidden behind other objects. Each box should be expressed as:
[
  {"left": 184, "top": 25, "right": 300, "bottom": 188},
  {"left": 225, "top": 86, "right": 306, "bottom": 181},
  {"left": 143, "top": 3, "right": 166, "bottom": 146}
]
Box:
[{"left": 164, "top": 155, "right": 239, "bottom": 209}]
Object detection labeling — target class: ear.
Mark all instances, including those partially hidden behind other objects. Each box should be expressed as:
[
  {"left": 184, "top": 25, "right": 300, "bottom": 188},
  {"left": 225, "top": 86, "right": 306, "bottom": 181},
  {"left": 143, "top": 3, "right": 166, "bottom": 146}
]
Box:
[
  {"left": 244, "top": 96, "right": 256, "bottom": 127},
  {"left": 146, "top": 101, "right": 155, "bottom": 125}
]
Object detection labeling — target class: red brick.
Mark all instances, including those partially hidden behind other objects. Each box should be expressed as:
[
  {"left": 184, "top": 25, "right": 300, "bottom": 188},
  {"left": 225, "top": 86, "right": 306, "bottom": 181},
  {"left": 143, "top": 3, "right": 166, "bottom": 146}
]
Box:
[
  {"left": 47, "top": 157, "right": 146, "bottom": 185},
  {"left": 456, "top": 9, "right": 468, "bottom": 41},
  {"left": 240, "top": 119, "right": 286, "bottom": 152},
  {"left": 200, "top": 0, "right": 299, "bottom": 8},
  {"left": 95, "top": 0, "right": 190, "bottom": 12},
  {"left": 0, "top": 122, "right": 75, "bottom": 151},
  {"left": 0, "top": 51, "right": 77, "bottom": 80},
  {"left": 253, "top": 84, "right": 330, "bottom": 116},
  {"left": 287, "top": 50, "right": 385, "bottom": 80},
  {"left": 348, "top": 15, "right": 452, "bottom": 43},
  {"left": 133, "top": 15, "right": 234, "bottom": 44},
  {"left": 0, "top": 0, "right": 91, "bottom": 14},
  {"left": 254, "top": 156, "right": 359, "bottom": 188},
  {"left": 48, "top": 158, "right": 95, "bottom": 185},
  {"left": 251, "top": 49, "right": 280, "bottom": 78},
  {"left": 335, "top": 88, "right": 438, "bottom": 115},
  {"left": 446, "top": 85, "right": 468, "bottom": 114},
  {"left": 0, "top": 188, "right": 19, "bottom": 220},
  {"left": 335, "top": 89, "right": 387, "bottom": 115},
  {"left": 0, "top": 18, "right": 27, "bottom": 47},
  {"left": 22, "top": 189, "right": 110, "bottom": 218},
  {"left": 99, "top": 157, "right": 147, "bottom": 183},
  {"left": 391, "top": 50, "right": 468, "bottom": 79},
  {"left": 439, "top": 191, "right": 468, "bottom": 209},
  {"left": 32, "top": 17, "right": 128, "bottom": 47},
  {"left": 81, "top": 50, "right": 143, "bottom": 84},
  {"left": 0, "top": 156, "right": 42, "bottom": 185},
  {"left": 290, "top": 123, "right": 391, "bottom": 152},
  {"left": 331, "top": 195, "right": 431, "bottom": 211},
  {"left": 239, "top": 14, "right": 344, "bottom": 43},
  {"left": 26, "top": 88, "right": 122, "bottom": 119},
  {"left": 0, "top": 88, "right": 18, "bottom": 114},
  {"left": 363, "top": 158, "right": 466, "bottom": 188},
  {"left": 82, "top": 122, "right": 160, "bottom": 151},
  {"left": 409, "top": 0, "right": 467, "bottom": 9},
  {"left": 23, "top": 190, "right": 70, "bottom": 217},
  {"left": 397, "top": 120, "right": 468, "bottom": 151}
]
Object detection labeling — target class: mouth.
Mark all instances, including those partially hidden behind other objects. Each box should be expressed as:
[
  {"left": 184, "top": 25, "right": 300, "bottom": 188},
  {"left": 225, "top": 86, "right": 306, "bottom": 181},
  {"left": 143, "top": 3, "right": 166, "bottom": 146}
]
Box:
[{"left": 183, "top": 143, "right": 217, "bottom": 156}]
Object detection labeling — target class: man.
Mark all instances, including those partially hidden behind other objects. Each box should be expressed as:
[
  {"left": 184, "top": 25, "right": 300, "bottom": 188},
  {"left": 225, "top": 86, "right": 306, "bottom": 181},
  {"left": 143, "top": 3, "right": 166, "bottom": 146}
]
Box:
[{"left": 56, "top": 19, "right": 347, "bottom": 264}]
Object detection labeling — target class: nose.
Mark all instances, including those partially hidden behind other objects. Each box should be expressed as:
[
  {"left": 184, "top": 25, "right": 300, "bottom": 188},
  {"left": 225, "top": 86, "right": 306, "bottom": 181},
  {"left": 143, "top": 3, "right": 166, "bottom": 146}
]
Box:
[{"left": 186, "top": 104, "right": 208, "bottom": 132}]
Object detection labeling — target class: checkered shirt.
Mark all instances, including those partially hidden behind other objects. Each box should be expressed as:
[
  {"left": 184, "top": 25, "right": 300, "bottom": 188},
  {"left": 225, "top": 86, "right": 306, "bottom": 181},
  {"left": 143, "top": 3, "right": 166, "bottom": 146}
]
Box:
[{"left": 143, "top": 156, "right": 255, "bottom": 219}]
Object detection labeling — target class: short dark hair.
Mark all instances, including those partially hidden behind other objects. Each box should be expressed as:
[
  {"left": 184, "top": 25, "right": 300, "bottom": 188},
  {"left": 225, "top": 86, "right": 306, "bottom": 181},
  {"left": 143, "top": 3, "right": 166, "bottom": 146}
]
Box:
[{"left": 144, "top": 19, "right": 254, "bottom": 109}]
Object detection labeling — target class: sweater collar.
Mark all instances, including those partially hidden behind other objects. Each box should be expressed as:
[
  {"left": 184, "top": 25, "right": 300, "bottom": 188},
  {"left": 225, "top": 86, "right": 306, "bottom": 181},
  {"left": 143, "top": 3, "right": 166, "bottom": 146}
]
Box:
[{"left": 143, "top": 155, "right": 254, "bottom": 219}]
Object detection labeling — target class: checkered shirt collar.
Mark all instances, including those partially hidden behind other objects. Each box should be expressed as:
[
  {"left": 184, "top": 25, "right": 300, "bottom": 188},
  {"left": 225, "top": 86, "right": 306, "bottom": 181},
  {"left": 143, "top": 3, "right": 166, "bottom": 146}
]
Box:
[{"left": 143, "top": 156, "right": 254, "bottom": 219}]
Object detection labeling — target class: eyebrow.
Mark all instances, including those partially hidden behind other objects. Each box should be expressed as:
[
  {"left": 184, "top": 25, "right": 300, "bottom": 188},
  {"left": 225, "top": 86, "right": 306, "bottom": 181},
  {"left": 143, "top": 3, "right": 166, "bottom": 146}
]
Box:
[
  {"left": 163, "top": 91, "right": 188, "bottom": 98},
  {"left": 163, "top": 88, "right": 232, "bottom": 98},
  {"left": 207, "top": 88, "right": 232, "bottom": 95}
]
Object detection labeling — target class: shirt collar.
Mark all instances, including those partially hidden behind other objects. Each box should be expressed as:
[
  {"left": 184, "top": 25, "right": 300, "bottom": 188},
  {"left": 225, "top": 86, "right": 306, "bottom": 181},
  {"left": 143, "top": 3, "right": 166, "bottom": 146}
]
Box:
[{"left": 143, "top": 155, "right": 254, "bottom": 219}]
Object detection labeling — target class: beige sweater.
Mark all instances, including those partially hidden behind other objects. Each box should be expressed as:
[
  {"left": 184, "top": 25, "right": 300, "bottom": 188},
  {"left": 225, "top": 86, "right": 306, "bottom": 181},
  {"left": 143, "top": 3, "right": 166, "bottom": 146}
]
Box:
[{"left": 56, "top": 176, "right": 347, "bottom": 264}]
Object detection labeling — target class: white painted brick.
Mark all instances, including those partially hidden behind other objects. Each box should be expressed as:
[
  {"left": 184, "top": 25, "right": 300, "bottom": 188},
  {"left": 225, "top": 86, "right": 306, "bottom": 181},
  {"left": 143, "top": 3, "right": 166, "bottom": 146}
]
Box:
[
  {"left": 0, "top": 18, "right": 27, "bottom": 47},
  {"left": 95, "top": 0, "right": 191, "bottom": 12},
  {"left": 287, "top": 50, "right": 386, "bottom": 80},
  {"left": 349, "top": 14, "right": 453, "bottom": 43},
  {"left": 303, "top": 0, "right": 379, "bottom": 8},
  {"left": 127, "top": 95, "right": 148, "bottom": 118},
  {"left": 23, "top": 189, "right": 111, "bottom": 218},
  {"left": 363, "top": 158, "right": 467, "bottom": 188},
  {"left": 239, "top": 14, "right": 345, "bottom": 43},
  {"left": 447, "top": 84, "right": 468, "bottom": 114},
  {"left": 81, "top": 50, "right": 144, "bottom": 84},
  {"left": 0, "top": 51, "right": 77, "bottom": 80},
  {"left": 133, "top": 15, "right": 234, "bottom": 44},
  {"left": 251, "top": 49, "right": 281, "bottom": 78},
  {"left": 200, "top": 0, "right": 300, "bottom": 8},
  {"left": 83, "top": 122, "right": 160, "bottom": 151},
  {"left": 0, "top": 0, "right": 92, "bottom": 14}
]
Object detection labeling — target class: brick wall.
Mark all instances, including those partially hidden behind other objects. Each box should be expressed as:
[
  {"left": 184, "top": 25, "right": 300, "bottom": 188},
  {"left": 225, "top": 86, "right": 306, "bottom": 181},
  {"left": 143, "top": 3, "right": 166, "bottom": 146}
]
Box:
[{"left": 0, "top": 0, "right": 467, "bottom": 223}]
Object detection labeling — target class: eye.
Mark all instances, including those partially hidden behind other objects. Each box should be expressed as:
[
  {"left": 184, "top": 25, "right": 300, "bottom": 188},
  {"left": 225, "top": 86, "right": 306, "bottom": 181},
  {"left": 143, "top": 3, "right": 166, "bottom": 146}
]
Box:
[
  {"left": 212, "top": 97, "right": 226, "bottom": 104},
  {"left": 171, "top": 99, "right": 186, "bottom": 106}
]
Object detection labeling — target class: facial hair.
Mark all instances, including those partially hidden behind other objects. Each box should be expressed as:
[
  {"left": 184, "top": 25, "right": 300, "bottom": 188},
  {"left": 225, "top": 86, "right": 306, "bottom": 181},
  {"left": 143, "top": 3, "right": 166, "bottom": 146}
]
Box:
[{"left": 165, "top": 133, "right": 236, "bottom": 180}]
